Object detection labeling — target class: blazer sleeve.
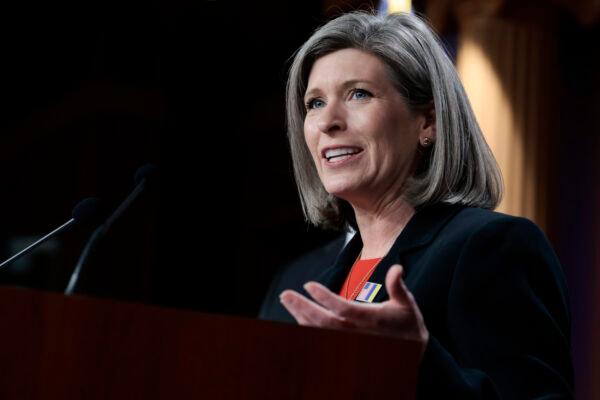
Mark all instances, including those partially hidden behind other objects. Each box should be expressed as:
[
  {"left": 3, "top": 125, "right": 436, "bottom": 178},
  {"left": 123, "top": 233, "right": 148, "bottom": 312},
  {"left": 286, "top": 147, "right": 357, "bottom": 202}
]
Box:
[{"left": 416, "top": 217, "right": 574, "bottom": 399}]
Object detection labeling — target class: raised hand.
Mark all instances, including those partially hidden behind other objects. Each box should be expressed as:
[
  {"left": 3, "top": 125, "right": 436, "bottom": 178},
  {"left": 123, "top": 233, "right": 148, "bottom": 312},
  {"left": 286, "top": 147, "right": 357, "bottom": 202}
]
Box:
[{"left": 280, "top": 264, "right": 429, "bottom": 357}]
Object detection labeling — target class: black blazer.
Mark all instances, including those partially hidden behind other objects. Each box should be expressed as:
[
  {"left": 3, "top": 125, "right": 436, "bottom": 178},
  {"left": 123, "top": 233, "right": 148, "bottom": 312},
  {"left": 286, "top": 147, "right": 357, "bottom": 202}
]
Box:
[{"left": 259, "top": 203, "right": 574, "bottom": 399}]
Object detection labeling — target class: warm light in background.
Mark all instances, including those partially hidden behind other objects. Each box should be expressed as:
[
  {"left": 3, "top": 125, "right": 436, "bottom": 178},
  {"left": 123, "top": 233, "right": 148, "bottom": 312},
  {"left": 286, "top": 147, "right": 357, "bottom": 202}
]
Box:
[
  {"left": 455, "top": 17, "right": 556, "bottom": 231},
  {"left": 455, "top": 36, "right": 522, "bottom": 217},
  {"left": 378, "top": 0, "right": 412, "bottom": 14}
]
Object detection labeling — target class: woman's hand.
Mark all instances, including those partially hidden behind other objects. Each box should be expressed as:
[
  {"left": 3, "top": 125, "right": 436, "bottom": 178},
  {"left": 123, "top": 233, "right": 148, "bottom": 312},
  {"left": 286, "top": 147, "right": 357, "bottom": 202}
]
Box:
[{"left": 280, "top": 264, "right": 429, "bottom": 358}]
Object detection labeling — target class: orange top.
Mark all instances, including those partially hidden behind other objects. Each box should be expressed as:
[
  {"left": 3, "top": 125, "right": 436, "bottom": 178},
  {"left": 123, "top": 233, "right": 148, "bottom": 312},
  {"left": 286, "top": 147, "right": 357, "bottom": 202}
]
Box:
[{"left": 339, "top": 257, "right": 382, "bottom": 300}]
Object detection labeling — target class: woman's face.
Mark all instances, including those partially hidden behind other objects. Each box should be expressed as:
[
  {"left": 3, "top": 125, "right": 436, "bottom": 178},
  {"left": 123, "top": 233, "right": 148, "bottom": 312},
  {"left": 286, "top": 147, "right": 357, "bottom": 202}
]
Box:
[{"left": 303, "top": 48, "right": 431, "bottom": 207}]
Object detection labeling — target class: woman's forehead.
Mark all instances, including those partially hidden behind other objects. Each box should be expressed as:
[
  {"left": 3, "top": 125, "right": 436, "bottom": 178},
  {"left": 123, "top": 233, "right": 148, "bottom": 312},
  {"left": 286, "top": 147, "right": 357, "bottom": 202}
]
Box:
[{"left": 305, "top": 49, "right": 389, "bottom": 94}]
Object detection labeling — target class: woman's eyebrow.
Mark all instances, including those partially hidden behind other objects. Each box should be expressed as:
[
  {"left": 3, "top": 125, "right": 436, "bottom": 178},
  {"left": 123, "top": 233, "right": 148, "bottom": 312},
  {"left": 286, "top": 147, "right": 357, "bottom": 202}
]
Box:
[{"left": 304, "top": 79, "right": 377, "bottom": 100}]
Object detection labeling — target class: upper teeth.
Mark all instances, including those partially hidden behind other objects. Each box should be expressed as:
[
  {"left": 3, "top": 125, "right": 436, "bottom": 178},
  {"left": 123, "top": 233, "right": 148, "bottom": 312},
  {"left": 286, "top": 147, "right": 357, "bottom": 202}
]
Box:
[{"left": 325, "top": 147, "right": 361, "bottom": 160}]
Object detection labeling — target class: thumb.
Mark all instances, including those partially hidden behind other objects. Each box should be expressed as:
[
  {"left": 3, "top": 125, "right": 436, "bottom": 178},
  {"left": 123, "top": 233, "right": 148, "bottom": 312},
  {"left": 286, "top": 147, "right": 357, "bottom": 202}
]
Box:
[{"left": 385, "top": 264, "right": 411, "bottom": 304}]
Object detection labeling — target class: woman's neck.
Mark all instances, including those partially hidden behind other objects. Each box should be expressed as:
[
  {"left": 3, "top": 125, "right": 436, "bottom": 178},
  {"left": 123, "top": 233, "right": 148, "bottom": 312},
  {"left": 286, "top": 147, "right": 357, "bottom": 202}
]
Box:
[{"left": 352, "top": 196, "right": 415, "bottom": 260}]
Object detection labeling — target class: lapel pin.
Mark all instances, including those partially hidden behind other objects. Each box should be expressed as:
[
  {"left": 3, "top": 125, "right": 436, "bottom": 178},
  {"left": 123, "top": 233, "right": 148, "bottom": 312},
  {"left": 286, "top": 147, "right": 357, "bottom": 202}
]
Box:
[{"left": 355, "top": 282, "right": 382, "bottom": 303}]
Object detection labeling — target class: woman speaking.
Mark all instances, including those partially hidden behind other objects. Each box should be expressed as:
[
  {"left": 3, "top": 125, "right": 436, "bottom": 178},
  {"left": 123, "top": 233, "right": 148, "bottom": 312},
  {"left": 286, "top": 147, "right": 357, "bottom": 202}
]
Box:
[{"left": 260, "top": 11, "right": 573, "bottom": 399}]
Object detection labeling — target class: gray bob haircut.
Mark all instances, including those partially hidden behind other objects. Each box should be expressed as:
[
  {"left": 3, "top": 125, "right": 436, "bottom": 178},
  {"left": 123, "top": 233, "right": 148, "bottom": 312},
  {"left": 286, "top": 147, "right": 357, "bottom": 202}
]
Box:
[{"left": 286, "top": 11, "right": 503, "bottom": 229}]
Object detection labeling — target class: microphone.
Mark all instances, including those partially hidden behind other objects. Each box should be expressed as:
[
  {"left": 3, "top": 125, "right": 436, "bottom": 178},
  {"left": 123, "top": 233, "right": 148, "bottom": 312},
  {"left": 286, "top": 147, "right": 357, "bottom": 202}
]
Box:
[
  {"left": 0, "top": 197, "right": 105, "bottom": 271},
  {"left": 64, "top": 164, "right": 160, "bottom": 295},
  {"left": 134, "top": 163, "right": 159, "bottom": 187},
  {"left": 103, "top": 163, "right": 159, "bottom": 227}
]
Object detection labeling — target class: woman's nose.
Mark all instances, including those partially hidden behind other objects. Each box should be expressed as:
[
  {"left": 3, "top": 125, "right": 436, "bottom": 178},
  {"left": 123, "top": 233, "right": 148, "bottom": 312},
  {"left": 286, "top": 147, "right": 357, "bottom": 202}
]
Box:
[{"left": 316, "top": 103, "right": 347, "bottom": 134}]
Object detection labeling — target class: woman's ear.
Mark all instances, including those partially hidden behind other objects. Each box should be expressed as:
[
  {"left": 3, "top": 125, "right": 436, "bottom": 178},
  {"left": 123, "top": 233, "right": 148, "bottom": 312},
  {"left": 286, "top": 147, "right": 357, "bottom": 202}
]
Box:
[{"left": 418, "top": 102, "right": 436, "bottom": 146}]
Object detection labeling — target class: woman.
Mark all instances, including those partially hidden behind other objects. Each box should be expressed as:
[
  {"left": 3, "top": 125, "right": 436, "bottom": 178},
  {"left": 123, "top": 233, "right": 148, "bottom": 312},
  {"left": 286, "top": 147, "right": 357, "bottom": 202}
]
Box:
[{"left": 260, "top": 11, "right": 573, "bottom": 399}]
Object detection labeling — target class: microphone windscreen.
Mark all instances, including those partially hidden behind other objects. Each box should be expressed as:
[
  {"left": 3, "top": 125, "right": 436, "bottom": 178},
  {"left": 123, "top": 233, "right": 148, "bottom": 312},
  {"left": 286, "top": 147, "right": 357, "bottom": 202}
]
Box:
[
  {"left": 134, "top": 163, "right": 160, "bottom": 186},
  {"left": 72, "top": 197, "right": 106, "bottom": 226}
]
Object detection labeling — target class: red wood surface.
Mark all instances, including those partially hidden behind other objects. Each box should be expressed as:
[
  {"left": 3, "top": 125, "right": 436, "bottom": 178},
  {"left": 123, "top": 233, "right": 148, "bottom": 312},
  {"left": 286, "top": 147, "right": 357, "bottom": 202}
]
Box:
[{"left": 0, "top": 286, "right": 419, "bottom": 399}]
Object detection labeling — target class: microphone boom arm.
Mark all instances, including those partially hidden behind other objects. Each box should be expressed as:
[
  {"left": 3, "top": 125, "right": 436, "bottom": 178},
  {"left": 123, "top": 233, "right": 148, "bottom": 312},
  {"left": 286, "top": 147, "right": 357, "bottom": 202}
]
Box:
[{"left": 0, "top": 218, "right": 75, "bottom": 270}]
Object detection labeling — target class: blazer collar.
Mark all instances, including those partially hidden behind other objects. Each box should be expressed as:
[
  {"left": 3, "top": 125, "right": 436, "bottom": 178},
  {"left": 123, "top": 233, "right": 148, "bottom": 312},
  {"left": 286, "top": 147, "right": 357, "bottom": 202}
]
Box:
[{"left": 314, "top": 203, "right": 464, "bottom": 301}]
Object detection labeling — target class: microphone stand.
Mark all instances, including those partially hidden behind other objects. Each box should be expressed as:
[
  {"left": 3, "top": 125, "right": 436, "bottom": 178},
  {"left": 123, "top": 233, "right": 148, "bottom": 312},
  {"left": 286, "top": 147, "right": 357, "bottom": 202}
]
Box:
[{"left": 0, "top": 219, "right": 75, "bottom": 271}]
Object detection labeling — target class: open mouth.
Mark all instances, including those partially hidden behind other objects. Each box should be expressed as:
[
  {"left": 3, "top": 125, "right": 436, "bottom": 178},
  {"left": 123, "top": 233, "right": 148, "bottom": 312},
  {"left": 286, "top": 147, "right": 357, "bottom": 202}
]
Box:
[{"left": 323, "top": 147, "right": 364, "bottom": 162}]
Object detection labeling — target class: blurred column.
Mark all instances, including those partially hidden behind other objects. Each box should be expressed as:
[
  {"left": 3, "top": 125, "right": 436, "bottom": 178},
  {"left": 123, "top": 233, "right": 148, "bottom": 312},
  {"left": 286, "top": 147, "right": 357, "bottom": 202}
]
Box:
[{"left": 452, "top": 0, "right": 559, "bottom": 232}]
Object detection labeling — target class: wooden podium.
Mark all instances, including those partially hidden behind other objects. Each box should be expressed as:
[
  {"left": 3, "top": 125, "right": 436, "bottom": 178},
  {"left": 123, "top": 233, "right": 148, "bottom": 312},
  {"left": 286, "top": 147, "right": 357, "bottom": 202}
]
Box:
[{"left": 0, "top": 286, "right": 419, "bottom": 399}]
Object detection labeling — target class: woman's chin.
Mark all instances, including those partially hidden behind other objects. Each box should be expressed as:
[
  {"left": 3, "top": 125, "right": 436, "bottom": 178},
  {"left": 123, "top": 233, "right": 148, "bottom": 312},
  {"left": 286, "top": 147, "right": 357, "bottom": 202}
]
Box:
[{"left": 323, "top": 184, "right": 360, "bottom": 201}]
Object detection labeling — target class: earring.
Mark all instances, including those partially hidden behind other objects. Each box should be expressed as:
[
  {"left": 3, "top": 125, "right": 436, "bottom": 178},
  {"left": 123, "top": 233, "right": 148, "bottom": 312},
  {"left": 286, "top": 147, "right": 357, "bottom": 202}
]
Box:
[{"left": 421, "top": 137, "right": 433, "bottom": 147}]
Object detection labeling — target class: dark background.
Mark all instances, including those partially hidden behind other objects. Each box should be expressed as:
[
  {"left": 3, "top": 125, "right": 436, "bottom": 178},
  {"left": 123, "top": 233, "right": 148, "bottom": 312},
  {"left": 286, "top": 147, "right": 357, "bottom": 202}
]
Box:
[
  {"left": 0, "top": 1, "right": 598, "bottom": 398},
  {"left": 0, "top": 0, "right": 336, "bottom": 315}
]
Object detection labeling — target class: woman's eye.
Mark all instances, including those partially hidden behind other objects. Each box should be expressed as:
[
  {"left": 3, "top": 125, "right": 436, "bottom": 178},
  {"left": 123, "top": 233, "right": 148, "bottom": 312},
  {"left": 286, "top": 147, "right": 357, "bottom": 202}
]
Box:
[
  {"left": 351, "top": 89, "right": 372, "bottom": 100},
  {"left": 306, "top": 98, "right": 325, "bottom": 110}
]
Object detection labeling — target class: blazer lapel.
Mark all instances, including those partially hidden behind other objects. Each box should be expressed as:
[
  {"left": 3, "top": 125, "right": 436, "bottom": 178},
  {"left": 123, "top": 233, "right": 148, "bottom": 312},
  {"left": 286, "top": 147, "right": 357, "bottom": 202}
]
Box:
[
  {"left": 364, "top": 203, "right": 465, "bottom": 303},
  {"left": 313, "top": 232, "right": 363, "bottom": 294},
  {"left": 309, "top": 203, "right": 463, "bottom": 302}
]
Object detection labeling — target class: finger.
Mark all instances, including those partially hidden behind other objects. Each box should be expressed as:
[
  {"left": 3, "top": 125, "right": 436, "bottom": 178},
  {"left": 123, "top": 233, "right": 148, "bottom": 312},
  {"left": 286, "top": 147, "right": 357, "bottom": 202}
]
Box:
[
  {"left": 279, "top": 290, "right": 313, "bottom": 325},
  {"left": 303, "top": 281, "right": 378, "bottom": 321},
  {"left": 280, "top": 290, "right": 349, "bottom": 328},
  {"left": 385, "top": 264, "right": 414, "bottom": 306}
]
